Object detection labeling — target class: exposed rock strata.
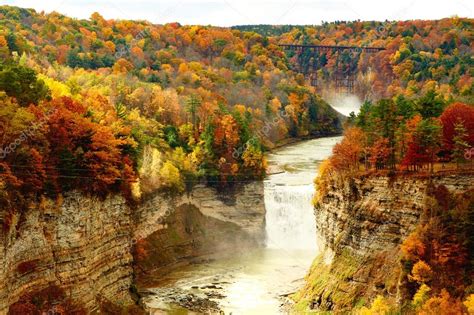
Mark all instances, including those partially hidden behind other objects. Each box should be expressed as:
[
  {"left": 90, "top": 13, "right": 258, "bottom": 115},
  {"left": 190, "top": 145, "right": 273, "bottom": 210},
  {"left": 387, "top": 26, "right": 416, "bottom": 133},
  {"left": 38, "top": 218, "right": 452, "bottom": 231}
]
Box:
[
  {"left": 0, "top": 181, "right": 265, "bottom": 314},
  {"left": 0, "top": 193, "right": 134, "bottom": 314},
  {"left": 133, "top": 182, "right": 266, "bottom": 285},
  {"left": 296, "top": 174, "right": 474, "bottom": 312}
]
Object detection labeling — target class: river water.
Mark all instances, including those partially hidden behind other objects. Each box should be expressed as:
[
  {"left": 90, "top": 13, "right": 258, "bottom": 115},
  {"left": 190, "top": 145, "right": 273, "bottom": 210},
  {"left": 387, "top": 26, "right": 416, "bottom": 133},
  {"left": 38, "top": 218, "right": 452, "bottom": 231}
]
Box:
[{"left": 143, "top": 136, "right": 341, "bottom": 314}]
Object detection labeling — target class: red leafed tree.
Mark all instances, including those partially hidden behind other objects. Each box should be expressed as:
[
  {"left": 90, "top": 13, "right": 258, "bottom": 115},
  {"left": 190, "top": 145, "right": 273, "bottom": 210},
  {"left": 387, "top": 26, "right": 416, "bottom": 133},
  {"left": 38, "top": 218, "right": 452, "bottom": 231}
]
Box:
[
  {"left": 120, "top": 156, "right": 137, "bottom": 200},
  {"left": 21, "top": 148, "right": 47, "bottom": 193},
  {"left": 402, "top": 141, "right": 430, "bottom": 171},
  {"left": 44, "top": 97, "right": 136, "bottom": 195},
  {"left": 0, "top": 162, "right": 22, "bottom": 189},
  {"left": 369, "top": 137, "right": 392, "bottom": 170},
  {"left": 402, "top": 118, "right": 442, "bottom": 172},
  {"left": 439, "top": 102, "right": 474, "bottom": 151}
]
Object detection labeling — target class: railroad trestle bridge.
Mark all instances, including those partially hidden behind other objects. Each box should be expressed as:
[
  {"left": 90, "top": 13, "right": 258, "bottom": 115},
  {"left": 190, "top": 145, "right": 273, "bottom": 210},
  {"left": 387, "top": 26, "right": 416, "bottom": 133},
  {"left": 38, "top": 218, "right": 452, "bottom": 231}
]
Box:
[{"left": 278, "top": 44, "right": 385, "bottom": 93}]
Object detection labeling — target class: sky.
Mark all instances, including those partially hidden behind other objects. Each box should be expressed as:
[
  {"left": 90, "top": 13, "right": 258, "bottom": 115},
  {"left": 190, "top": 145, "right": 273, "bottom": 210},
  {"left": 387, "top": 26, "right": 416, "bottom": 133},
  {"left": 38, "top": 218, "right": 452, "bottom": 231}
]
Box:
[{"left": 2, "top": 0, "right": 473, "bottom": 26}]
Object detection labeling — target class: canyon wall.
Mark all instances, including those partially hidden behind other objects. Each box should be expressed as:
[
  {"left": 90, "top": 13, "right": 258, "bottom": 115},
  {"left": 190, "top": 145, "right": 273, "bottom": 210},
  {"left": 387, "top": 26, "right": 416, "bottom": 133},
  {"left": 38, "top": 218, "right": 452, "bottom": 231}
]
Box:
[
  {"left": 132, "top": 182, "right": 266, "bottom": 285},
  {"left": 134, "top": 182, "right": 265, "bottom": 243},
  {"left": 0, "top": 193, "right": 134, "bottom": 314},
  {"left": 0, "top": 181, "right": 265, "bottom": 314},
  {"left": 295, "top": 174, "right": 474, "bottom": 312}
]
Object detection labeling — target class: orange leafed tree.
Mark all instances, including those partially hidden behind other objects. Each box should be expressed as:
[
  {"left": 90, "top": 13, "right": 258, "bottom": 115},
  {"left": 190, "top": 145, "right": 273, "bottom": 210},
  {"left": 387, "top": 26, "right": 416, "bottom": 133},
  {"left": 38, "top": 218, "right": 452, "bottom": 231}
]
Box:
[
  {"left": 44, "top": 97, "right": 136, "bottom": 195},
  {"left": 213, "top": 114, "right": 241, "bottom": 181},
  {"left": 330, "top": 127, "right": 365, "bottom": 173},
  {"left": 369, "top": 137, "right": 391, "bottom": 170}
]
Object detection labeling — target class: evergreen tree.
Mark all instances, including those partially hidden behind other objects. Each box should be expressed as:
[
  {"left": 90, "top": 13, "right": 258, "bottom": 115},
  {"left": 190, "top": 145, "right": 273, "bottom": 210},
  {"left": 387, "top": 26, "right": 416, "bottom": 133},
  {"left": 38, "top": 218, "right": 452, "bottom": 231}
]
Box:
[
  {"left": 452, "top": 120, "right": 470, "bottom": 168},
  {"left": 0, "top": 63, "right": 51, "bottom": 106},
  {"left": 416, "top": 90, "right": 446, "bottom": 118},
  {"left": 185, "top": 94, "right": 202, "bottom": 135},
  {"left": 416, "top": 118, "right": 442, "bottom": 172}
]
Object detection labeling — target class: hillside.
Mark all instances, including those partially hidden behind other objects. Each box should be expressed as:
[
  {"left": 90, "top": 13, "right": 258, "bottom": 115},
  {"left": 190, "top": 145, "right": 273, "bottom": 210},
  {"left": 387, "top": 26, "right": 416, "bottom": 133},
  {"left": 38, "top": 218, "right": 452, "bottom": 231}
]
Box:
[
  {"left": 236, "top": 19, "right": 473, "bottom": 101},
  {"left": 0, "top": 5, "right": 341, "bottom": 204}
]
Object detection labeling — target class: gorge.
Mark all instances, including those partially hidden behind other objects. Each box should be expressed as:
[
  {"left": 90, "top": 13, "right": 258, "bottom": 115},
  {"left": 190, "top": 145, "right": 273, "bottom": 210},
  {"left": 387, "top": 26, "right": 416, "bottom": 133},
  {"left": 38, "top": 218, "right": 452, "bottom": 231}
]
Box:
[
  {"left": 3, "top": 134, "right": 471, "bottom": 314},
  {"left": 0, "top": 136, "right": 340, "bottom": 314},
  {"left": 295, "top": 172, "right": 474, "bottom": 313},
  {"left": 0, "top": 5, "right": 473, "bottom": 315}
]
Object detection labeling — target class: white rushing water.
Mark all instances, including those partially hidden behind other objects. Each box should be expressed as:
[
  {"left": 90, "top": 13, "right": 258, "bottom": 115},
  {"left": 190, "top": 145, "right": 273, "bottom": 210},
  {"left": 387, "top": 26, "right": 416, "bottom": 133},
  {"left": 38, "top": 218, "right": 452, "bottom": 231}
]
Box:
[
  {"left": 264, "top": 184, "right": 317, "bottom": 250},
  {"left": 264, "top": 136, "right": 342, "bottom": 252},
  {"left": 144, "top": 136, "right": 342, "bottom": 315}
]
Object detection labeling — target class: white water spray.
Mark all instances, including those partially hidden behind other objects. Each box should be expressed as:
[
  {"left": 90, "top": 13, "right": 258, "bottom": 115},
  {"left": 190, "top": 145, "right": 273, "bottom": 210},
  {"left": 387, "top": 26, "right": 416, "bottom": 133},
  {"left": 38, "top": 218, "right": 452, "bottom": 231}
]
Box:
[{"left": 326, "top": 93, "right": 362, "bottom": 116}]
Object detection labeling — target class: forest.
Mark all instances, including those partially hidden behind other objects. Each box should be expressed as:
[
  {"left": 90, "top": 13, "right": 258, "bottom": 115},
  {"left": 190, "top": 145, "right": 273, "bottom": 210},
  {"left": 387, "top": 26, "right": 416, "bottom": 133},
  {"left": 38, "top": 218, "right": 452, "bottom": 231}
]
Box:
[
  {"left": 314, "top": 97, "right": 473, "bottom": 314},
  {"left": 239, "top": 19, "right": 473, "bottom": 102},
  {"left": 0, "top": 5, "right": 341, "bottom": 211}
]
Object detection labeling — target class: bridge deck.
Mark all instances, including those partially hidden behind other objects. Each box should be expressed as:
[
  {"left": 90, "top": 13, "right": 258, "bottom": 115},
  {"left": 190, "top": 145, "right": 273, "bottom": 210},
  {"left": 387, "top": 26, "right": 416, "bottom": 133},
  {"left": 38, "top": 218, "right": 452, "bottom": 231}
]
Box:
[{"left": 278, "top": 44, "right": 385, "bottom": 53}]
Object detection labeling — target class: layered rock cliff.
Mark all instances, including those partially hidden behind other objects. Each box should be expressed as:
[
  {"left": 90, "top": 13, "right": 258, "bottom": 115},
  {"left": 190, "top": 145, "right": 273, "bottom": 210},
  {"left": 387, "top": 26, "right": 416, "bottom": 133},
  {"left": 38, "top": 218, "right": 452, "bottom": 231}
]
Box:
[
  {"left": 0, "top": 181, "right": 265, "bottom": 314},
  {"left": 132, "top": 182, "right": 265, "bottom": 286},
  {"left": 0, "top": 193, "right": 134, "bottom": 314},
  {"left": 294, "top": 174, "right": 474, "bottom": 313}
]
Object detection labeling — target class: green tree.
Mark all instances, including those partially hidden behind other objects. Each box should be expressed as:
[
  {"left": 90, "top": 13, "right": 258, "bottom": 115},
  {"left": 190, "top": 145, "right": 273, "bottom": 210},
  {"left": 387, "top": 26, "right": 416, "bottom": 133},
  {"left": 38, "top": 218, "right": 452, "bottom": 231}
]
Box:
[
  {"left": 416, "top": 90, "right": 446, "bottom": 118},
  {"left": 355, "top": 100, "right": 373, "bottom": 131},
  {"left": 416, "top": 118, "right": 442, "bottom": 172},
  {"left": 394, "top": 94, "right": 416, "bottom": 119},
  {"left": 185, "top": 94, "right": 202, "bottom": 135},
  {"left": 371, "top": 99, "right": 399, "bottom": 168},
  {"left": 6, "top": 33, "right": 19, "bottom": 53},
  {"left": 0, "top": 63, "right": 51, "bottom": 106}
]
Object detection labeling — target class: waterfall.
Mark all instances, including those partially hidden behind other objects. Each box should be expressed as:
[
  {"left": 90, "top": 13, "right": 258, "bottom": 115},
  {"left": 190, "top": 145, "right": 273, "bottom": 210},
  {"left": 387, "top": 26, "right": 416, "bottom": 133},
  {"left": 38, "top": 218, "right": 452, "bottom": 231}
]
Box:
[
  {"left": 263, "top": 137, "right": 342, "bottom": 252},
  {"left": 264, "top": 182, "right": 318, "bottom": 251}
]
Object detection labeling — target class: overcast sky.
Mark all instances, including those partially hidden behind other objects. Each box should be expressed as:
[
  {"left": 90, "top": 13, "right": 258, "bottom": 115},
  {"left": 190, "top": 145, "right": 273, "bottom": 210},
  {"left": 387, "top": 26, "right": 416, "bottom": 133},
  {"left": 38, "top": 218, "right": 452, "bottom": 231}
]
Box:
[{"left": 2, "top": 0, "right": 473, "bottom": 26}]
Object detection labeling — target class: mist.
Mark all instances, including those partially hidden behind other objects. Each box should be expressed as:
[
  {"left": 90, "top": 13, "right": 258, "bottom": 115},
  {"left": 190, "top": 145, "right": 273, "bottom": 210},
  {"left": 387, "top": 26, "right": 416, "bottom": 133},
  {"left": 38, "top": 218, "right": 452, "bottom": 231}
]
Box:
[{"left": 326, "top": 93, "right": 363, "bottom": 117}]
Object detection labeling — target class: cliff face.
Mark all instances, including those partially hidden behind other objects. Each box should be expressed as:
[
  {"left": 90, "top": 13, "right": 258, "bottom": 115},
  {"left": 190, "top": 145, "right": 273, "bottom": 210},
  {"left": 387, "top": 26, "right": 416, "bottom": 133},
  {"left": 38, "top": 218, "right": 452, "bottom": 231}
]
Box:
[
  {"left": 0, "top": 193, "right": 134, "bottom": 314},
  {"left": 0, "top": 181, "right": 265, "bottom": 314},
  {"left": 133, "top": 182, "right": 266, "bottom": 286},
  {"left": 135, "top": 182, "right": 265, "bottom": 241},
  {"left": 295, "top": 174, "right": 474, "bottom": 312}
]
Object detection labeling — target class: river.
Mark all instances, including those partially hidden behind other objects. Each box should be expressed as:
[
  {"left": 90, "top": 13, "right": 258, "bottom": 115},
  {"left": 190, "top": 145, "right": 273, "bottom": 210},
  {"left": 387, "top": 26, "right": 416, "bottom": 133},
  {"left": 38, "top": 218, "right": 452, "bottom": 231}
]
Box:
[{"left": 143, "top": 136, "right": 342, "bottom": 314}]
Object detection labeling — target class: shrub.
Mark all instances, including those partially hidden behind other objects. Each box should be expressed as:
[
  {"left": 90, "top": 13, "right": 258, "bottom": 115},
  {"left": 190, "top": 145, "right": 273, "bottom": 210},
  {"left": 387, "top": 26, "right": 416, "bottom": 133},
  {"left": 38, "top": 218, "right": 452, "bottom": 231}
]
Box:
[
  {"left": 410, "top": 260, "right": 433, "bottom": 284},
  {"left": 159, "top": 161, "right": 184, "bottom": 192},
  {"left": 412, "top": 284, "right": 431, "bottom": 310},
  {"left": 463, "top": 294, "right": 474, "bottom": 315},
  {"left": 358, "top": 295, "right": 391, "bottom": 315},
  {"left": 419, "top": 289, "right": 464, "bottom": 315}
]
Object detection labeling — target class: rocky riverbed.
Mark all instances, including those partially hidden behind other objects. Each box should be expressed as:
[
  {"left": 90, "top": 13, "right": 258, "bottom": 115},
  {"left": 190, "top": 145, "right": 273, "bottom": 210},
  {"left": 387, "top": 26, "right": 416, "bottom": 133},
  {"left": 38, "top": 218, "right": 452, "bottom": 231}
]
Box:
[{"left": 141, "top": 249, "right": 312, "bottom": 314}]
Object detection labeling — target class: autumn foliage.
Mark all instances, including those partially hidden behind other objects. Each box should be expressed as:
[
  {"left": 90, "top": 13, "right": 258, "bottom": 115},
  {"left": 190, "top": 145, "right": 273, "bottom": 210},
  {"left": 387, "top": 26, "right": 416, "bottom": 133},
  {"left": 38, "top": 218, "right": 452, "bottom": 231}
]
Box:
[
  {"left": 399, "top": 186, "right": 473, "bottom": 314},
  {"left": 325, "top": 98, "right": 473, "bottom": 177},
  {"left": 329, "top": 127, "right": 365, "bottom": 173},
  {"left": 0, "top": 91, "right": 137, "bottom": 206},
  {"left": 439, "top": 102, "right": 474, "bottom": 151}
]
